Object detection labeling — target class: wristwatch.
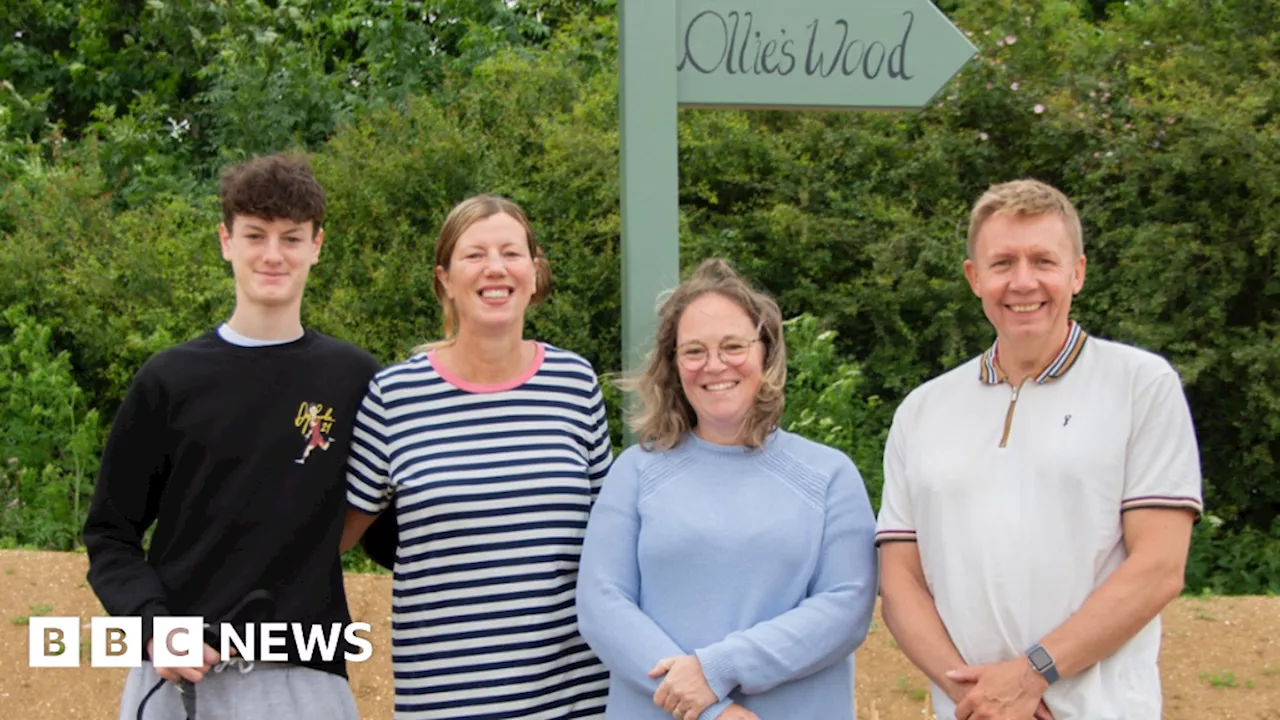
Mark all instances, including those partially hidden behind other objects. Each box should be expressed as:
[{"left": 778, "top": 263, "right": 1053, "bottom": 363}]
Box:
[{"left": 1026, "top": 644, "right": 1059, "bottom": 686}]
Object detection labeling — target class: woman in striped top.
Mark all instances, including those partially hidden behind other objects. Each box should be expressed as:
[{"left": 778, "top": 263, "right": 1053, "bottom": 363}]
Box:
[{"left": 340, "top": 195, "right": 613, "bottom": 719}]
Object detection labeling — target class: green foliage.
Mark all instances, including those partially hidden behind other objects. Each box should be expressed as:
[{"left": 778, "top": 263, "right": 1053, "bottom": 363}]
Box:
[
  {"left": 308, "top": 95, "right": 479, "bottom": 361},
  {"left": 0, "top": 305, "right": 101, "bottom": 550},
  {"left": 1185, "top": 515, "right": 1280, "bottom": 596},
  {"left": 341, "top": 545, "right": 390, "bottom": 575},
  {"left": 0, "top": 0, "right": 568, "bottom": 203},
  {"left": 0, "top": 0, "right": 1277, "bottom": 593},
  {"left": 0, "top": 152, "right": 228, "bottom": 404},
  {"left": 781, "top": 315, "right": 886, "bottom": 508}
]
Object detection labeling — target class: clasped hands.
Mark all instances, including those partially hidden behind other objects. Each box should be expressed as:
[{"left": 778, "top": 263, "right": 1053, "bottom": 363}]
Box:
[
  {"left": 945, "top": 658, "right": 1054, "bottom": 720},
  {"left": 645, "top": 653, "right": 1055, "bottom": 720},
  {"left": 648, "top": 655, "right": 758, "bottom": 720}
]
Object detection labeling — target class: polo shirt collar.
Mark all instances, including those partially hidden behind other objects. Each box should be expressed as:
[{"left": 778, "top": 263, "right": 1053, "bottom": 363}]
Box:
[{"left": 979, "top": 321, "right": 1088, "bottom": 385}]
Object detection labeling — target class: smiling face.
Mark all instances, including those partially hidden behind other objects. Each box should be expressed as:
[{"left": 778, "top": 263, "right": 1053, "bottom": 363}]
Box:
[
  {"left": 219, "top": 214, "right": 322, "bottom": 312},
  {"left": 434, "top": 212, "right": 536, "bottom": 336},
  {"left": 964, "top": 211, "right": 1086, "bottom": 351},
  {"left": 675, "top": 292, "right": 765, "bottom": 445}
]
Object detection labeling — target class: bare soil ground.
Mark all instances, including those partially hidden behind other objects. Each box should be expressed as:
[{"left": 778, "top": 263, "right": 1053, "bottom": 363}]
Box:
[{"left": 1, "top": 549, "right": 1276, "bottom": 719}]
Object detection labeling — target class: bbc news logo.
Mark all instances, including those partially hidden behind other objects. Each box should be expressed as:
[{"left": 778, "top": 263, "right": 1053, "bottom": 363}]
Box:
[{"left": 29, "top": 617, "right": 373, "bottom": 667}]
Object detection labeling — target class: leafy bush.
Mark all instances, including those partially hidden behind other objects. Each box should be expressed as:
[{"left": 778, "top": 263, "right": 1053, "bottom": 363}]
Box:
[
  {"left": 0, "top": 0, "right": 1276, "bottom": 592},
  {"left": 781, "top": 315, "right": 886, "bottom": 508},
  {"left": 0, "top": 305, "right": 101, "bottom": 549},
  {"left": 1186, "top": 516, "right": 1280, "bottom": 596}
]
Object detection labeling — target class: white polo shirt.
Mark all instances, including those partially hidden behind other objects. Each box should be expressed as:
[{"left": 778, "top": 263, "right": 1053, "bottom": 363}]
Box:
[{"left": 875, "top": 323, "right": 1202, "bottom": 720}]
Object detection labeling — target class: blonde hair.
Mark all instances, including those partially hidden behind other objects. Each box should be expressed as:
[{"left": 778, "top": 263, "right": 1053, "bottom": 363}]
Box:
[
  {"left": 626, "top": 258, "right": 787, "bottom": 451},
  {"left": 418, "top": 194, "right": 552, "bottom": 353},
  {"left": 967, "top": 179, "right": 1084, "bottom": 258}
]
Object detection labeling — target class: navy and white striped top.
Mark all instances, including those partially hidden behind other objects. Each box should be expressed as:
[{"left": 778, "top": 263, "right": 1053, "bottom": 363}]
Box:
[{"left": 346, "top": 342, "right": 613, "bottom": 719}]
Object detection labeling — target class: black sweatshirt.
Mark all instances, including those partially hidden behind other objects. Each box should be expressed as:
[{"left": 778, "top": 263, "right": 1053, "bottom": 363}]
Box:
[{"left": 83, "top": 329, "right": 380, "bottom": 678}]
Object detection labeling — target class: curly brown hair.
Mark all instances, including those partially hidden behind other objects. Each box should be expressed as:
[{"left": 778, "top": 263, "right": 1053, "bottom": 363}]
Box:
[
  {"left": 625, "top": 258, "right": 787, "bottom": 451},
  {"left": 218, "top": 153, "right": 325, "bottom": 236}
]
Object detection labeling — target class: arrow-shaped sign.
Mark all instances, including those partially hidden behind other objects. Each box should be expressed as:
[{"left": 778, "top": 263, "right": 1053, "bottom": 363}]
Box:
[
  {"left": 619, "top": 1, "right": 976, "bottom": 443},
  {"left": 676, "top": 0, "right": 977, "bottom": 109}
]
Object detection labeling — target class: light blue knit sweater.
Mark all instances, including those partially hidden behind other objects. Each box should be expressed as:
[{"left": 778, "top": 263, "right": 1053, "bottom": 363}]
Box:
[{"left": 576, "top": 429, "right": 878, "bottom": 720}]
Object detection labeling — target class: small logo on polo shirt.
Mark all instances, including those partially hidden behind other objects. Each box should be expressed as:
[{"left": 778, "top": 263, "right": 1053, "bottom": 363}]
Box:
[
  {"left": 1063, "top": 414, "right": 1072, "bottom": 427},
  {"left": 295, "top": 401, "right": 336, "bottom": 464}
]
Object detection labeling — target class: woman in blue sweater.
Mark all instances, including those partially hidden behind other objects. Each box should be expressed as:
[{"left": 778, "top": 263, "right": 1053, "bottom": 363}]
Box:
[{"left": 577, "top": 258, "right": 878, "bottom": 720}]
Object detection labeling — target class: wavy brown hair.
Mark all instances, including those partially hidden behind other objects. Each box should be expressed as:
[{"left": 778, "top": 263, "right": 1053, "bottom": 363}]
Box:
[
  {"left": 420, "top": 194, "right": 552, "bottom": 351},
  {"left": 627, "top": 258, "right": 787, "bottom": 451}
]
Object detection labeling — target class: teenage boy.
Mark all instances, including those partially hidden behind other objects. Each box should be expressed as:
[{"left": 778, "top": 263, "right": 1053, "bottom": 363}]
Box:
[{"left": 84, "top": 153, "right": 380, "bottom": 720}]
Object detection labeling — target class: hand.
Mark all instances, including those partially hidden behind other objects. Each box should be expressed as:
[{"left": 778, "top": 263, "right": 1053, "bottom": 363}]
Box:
[
  {"left": 944, "top": 674, "right": 1050, "bottom": 718},
  {"left": 146, "top": 637, "right": 222, "bottom": 684},
  {"left": 947, "top": 658, "right": 1049, "bottom": 720},
  {"left": 943, "top": 674, "right": 976, "bottom": 705},
  {"left": 649, "top": 655, "right": 718, "bottom": 719},
  {"left": 946, "top": 663, "right": 1053, "bottom": 719},
  {"left": 719, "top": 704, "right": 761, "bottom": 720}
]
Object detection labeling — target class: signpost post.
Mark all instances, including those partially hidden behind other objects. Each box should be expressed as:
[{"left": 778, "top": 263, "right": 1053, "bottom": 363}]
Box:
[
  {"left": 620, "top": 0, "right": 680, "bottom": 405},
  {"left": 620, "top": 0, "right": 976, "bottom": 431}
]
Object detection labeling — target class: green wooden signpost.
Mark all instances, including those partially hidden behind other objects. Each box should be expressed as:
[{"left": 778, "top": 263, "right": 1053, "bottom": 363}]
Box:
[{"left": 620, "top": 0, "right": 976, "bottom": 404}]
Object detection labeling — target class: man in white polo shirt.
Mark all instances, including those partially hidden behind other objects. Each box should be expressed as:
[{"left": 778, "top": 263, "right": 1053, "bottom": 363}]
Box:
[{"left": 876, "top": 179, "right": 1202, "bottom": 720}]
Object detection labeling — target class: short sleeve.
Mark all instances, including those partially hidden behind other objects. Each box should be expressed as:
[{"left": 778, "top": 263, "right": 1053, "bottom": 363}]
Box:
[
  {"left": 346, "top": 377, "right": 394, "bottom": 514},
  {"left": 1120, "top": 369, "right": 1203, "bottom": 516},
  {"left": 875, "top": 402, "right": 917, "bottom": 546},
  {"left": 582, "top": 373, "right": 613, "bottom": 501}
]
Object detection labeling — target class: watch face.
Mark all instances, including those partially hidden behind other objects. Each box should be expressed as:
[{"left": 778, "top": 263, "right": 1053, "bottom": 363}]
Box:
[{"left": 1028, "top": 647, "right": 1052, "bottom": 669}]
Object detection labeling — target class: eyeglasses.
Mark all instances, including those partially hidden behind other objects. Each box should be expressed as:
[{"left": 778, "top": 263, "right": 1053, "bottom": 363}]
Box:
[{"left": 675, "top": 338, "right": 762, "bottom": 371}]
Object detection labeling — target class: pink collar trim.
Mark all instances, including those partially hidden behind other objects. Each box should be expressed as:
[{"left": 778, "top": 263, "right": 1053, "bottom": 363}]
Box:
[{"left": 429, "top": 341, "right": 545, "bottom": 393}]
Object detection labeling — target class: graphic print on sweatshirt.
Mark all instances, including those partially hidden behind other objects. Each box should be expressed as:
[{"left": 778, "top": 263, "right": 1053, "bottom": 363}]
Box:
[{"left": 295, "top": 400, "right": 336, "bottom": 464}]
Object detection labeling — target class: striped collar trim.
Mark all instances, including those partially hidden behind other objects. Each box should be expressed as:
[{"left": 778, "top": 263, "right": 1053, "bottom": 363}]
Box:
[{"left": 980, "top": 322, "right": 1088, "bottom": 385}]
